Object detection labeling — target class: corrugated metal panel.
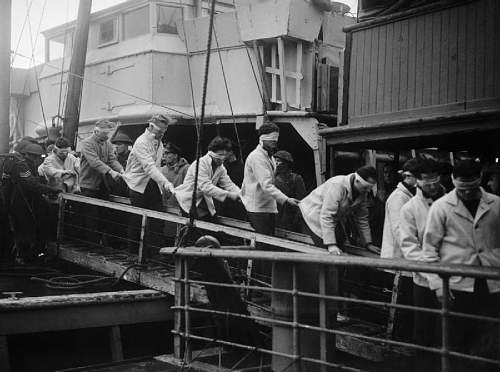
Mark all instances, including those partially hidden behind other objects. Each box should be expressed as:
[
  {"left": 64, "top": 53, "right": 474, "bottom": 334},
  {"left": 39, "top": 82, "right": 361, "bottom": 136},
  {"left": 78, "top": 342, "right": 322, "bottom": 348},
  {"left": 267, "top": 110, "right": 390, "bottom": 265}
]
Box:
[{"left": 346, "top": 0, "right": 500, "bottom": 126}]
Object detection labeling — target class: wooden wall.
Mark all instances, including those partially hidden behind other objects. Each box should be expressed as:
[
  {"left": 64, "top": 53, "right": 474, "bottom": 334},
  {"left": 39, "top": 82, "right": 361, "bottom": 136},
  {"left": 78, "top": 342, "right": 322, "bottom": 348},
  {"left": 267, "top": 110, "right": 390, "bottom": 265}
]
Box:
[{"left": 345, "top": 0, "right": 500, "bottom": 126}]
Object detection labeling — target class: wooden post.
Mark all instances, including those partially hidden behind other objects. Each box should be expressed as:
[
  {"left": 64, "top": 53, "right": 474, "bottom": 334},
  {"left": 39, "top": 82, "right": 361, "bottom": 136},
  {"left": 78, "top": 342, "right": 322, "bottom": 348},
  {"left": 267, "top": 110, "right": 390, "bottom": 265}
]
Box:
[
  {"left": 63, "top": 0, "right": 92, "bottom": 148},
  {"left": 109, "top": 325, "right": 124, "bottom": 361},
  {"left": 0, "top": 0, "right": 11, "bottom": 154},
  {"left": 252, "top": 40, "right": 272, "bottom": 112},
  {"left": 277, "top": 37, "right": 288, "bottom": 111}
]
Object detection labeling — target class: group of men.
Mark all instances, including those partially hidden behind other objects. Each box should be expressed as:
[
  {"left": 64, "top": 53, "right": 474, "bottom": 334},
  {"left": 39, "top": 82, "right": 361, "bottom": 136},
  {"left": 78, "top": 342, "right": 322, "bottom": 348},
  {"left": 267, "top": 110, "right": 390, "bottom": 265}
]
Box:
[
  {"left": 380, "top": 157, "right": 500, "bottom": 370},
  {"left": 2, "top": 114, "right": 499, "bottom": 366}
]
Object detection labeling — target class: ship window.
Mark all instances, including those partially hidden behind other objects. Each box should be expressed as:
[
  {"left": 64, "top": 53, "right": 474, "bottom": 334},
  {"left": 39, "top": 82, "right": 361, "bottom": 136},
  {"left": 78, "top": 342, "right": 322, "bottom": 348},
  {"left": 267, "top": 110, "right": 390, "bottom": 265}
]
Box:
[
  {"left": 98, "top": 18, "right": 118, "bottom": 46},
  {"left": 123, "top": 6, "right": 150, "bottom": 39},
  {"left": 157, "top": 5, "right": 181, "bottom": 34}
]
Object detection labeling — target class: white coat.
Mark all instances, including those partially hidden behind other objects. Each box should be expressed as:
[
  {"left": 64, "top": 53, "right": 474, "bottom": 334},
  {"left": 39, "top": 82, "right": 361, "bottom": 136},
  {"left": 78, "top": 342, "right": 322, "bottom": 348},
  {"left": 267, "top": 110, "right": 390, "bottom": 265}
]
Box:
[
  {"left": 299, "top": 173, "right": 372, "bottom": 246},
  {"left": 241, "top": 145, "right": 288, "bottom": 213},
  {"left": 399, "top": 188, "right": 435, "bottom": 287},
  {"left": 381, "top": 182, "right": 414, "bottom": 259},
  {"left": 175, "top": 153, "right": 240, "bottom": 216},
  {"left": 421, "top": 188, "right": 500, "bottom": 293}
]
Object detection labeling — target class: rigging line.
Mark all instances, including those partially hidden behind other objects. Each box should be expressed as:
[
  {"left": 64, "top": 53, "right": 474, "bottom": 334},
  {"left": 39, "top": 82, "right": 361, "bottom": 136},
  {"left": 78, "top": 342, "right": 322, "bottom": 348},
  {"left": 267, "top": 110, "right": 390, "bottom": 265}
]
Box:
[
  {"left": 180, "top": 6, "right": 199, "bottom": 130},
  {"left": 10, "top": 0, "right": 35, "bottom": 67},
  {"left": 212, "top": 24, "right": 244, "bottom": 163},
  {"left": 188, "top": 0, "right": 217, "bottom": 225},
  {"left": 231, "top": 0, "right": 265, "bottom": 107},
  {"left": 26, "top": 0, "right": 49, "bottom": 137},
  {"left": 57, "top": 0, "right": 73, "bottom": 121},
  {"left": 13, "top": 51, "right": 194, "bottom": 118}
]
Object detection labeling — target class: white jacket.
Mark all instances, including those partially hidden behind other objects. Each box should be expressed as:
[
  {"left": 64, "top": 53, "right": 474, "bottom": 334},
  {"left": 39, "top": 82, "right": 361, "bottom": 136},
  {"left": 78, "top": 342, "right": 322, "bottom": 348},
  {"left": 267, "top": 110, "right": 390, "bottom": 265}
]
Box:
[
  {"left": 122, "top": 129, "right": 168, "bottom": 194},
  {"left": 400, "top": 188, "right": 435, "bottom": 287},
  {"left": 39, "top": 152, "right": 80, "bottom": 192},
  {"left": 381, "top": 182, "right": 414, "bottom": 259},
  {"left": 175, "top": 153, "right": 240, "bottom": 216},
  {"left": 241, "top": 145, "right": 288, "bottom": 213},
  {"left": 421, "top": 189, "right": 500, "bottom": 293},
  {"left": 299, "top": 173, "right": 372, "bottom": 246}
]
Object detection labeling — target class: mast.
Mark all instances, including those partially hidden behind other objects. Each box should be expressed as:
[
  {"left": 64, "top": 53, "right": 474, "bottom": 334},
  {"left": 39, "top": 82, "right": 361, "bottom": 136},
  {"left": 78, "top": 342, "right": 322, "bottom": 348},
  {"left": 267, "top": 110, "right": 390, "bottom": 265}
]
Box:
[
  {"left": 63, "top": 0, "right": 92, "bottom": 147},
  {"left": 0, "top": 0, "right": 11, "bottom": 153}
]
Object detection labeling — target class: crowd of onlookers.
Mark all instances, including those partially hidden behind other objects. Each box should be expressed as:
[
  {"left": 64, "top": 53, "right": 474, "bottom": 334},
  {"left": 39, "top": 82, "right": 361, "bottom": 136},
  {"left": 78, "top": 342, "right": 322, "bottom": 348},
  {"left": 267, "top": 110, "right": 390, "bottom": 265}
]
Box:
[{"left": 1, "top": 114, "right": 499, "bottom": 369}]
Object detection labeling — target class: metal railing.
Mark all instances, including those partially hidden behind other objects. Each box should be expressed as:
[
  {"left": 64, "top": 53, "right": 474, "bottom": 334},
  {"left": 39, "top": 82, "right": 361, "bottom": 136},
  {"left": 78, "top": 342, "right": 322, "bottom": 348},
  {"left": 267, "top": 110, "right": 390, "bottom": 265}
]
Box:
[
  {"left": 161, "top": 247, "right": 500, "bottom": 372},
  {"left": 55, "top": 194, "right": 500, "bottom": 371}
]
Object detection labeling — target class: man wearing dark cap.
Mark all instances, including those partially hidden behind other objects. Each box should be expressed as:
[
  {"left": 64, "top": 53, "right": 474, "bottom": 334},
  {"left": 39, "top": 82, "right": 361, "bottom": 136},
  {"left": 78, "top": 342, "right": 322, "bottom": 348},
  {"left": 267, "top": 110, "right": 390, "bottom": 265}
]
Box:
[
  {"left": 273, "top": 150, "right": 307, "bottom": 232},
  {"left": 0, "top": 142, "right": 60, "bottom": 263},
  {"left": 422, "top": 160, "right": 500, "bottom": 366},
  {"left": 111, "top": 131, "right": 133, "bottom": 169}
]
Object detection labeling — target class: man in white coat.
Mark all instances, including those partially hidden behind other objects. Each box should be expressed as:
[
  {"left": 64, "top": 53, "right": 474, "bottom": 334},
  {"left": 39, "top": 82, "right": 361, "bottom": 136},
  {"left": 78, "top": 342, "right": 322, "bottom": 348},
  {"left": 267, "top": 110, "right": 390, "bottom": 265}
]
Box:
[
  {"left": 421, "top": 159, "right": 500, "bottom": 364},
  {"left": 299, "top": 165, "right": 379, "bottom": 255},
  {"left": 175, "top": 136, "right": 240, "bottom": 219},
  {"left": 381, "top": 159, "right": 420, "bottom": 259},
  {"left": 380, "top": 158, "right": 420, "bottom": 340},
  {"left": 399, "top": 158, "right": 444, "bottom": 371},
  {"left": 122, "top": 114, "right": 175, "bottom": 253},
  {"left": 241, "top": 122, "right": 299, "bottom": 240}
]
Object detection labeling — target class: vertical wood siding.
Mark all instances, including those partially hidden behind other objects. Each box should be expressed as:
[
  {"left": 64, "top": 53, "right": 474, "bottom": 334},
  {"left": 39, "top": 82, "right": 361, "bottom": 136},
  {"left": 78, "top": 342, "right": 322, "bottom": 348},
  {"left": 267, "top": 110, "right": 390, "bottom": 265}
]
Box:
[{"left": 347, "top": 0, "right": 500, "bottom": 126}]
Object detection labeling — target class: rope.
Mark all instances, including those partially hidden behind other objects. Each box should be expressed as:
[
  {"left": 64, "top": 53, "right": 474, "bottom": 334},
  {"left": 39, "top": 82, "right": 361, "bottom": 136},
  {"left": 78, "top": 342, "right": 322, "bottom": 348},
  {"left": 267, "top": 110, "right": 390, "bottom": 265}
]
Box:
[
  {"left": 231, "top": 0, "right": 266, "bottom": 109},
  {"left": 25, "top": 0, "right": 49, "bottom": 138},
  {"left": 212, "top": 24, "right": 244, "bottom": 163},
  {"left": 30, "top": 263, "right": 144, "bottom": 290},
  {"left": 10, "top": 0, "right": 35, "bottom": 67},
  {"left": 57, "top": 0, "right": 73, "bottom": 121},
  {"left": 180, "top": 7, "right": 199, "bottom": 132},
  {"left": 187, "top": 0, "right": 217, "bottom": 226}
]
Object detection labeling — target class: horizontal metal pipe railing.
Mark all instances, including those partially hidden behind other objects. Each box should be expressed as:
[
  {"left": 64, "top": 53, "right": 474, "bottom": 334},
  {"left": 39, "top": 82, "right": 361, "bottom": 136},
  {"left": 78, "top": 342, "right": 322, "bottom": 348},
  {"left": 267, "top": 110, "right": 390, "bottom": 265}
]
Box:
[
  {"left": 169, "top": 249, "right": 500, "bottom": 371},
  {"left": 162, "top": 247, "right": 500, "bottom": 280},
  {"left": 171, "top": 331, "right": 365, "bottom": 372}
]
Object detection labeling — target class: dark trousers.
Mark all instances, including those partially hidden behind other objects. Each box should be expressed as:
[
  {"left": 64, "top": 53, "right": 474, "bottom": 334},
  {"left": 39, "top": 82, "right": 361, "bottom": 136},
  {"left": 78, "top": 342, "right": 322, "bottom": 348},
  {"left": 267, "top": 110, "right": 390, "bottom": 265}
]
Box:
[
  {"left": 448, "top": 279, "right": 500, "bottom": 372},
  {"left": 128, "top": 180, "right": 165, "bottom": 256},
  {"left": 79, "top": 188, "right": 107, "bottom": 245},
  {"left": 247, "top": 212, "right": 276, "bottom": 280},
  {"left": 413, "top": 283, "right": 440, "bottom": 372}
]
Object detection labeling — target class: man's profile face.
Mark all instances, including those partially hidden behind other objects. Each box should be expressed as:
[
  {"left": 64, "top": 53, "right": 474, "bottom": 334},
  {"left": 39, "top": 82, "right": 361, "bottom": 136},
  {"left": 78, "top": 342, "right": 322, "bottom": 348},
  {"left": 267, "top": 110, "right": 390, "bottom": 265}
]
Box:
[
  {"left": 56, "top": 147, "right": 70, "bottom": 161},
  {"left": 354, "top": 177, "right": 376, "bottom": 194},
  {"left": 262, "top": 139, "right": 278, "bottom": 154}
]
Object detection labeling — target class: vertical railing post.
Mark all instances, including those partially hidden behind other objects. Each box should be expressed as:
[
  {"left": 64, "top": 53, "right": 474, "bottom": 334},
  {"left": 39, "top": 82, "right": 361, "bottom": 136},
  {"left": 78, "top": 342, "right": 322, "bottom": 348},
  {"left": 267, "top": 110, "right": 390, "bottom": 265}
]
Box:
[
  {"left": 441, "top": 275, "right": 451, "bottom": 372},
  {"left": 56, "top": 196, "right": 66, "bottom": 254},
  {"left": 184, "top": 258, "right": 192, "bottom": 363},
  {"left": 292, "top": 264, "right": 299, "bottom": 369},
  {"left": 137, "top": 214, "right": 147, "bottom": 264},
  {"left": 174, "top": 256, "right": 183, "bottom": 360},
  {"left": 319, "top": 265, "right": 327, "bottom": 372}
]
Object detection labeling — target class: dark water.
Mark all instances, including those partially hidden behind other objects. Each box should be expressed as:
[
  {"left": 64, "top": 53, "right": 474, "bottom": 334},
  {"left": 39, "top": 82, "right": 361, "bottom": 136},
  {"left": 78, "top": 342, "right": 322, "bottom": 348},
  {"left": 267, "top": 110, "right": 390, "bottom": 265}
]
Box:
[{"left": 1, "top": 259, "right": 175, "bottom": 372}]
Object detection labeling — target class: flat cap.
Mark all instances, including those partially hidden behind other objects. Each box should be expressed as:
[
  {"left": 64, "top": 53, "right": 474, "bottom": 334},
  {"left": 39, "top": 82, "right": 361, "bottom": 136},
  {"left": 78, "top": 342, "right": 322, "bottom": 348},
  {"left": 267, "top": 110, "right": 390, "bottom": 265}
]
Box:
[
  {"left": 274, "top": 150, "right": 293, "bottom": 164},
  {"left": 111, "top": 132, "right": 133, "bottom": 145},
  {"left": 22, "top": 143, "right": 44, "bottom": 156}
]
